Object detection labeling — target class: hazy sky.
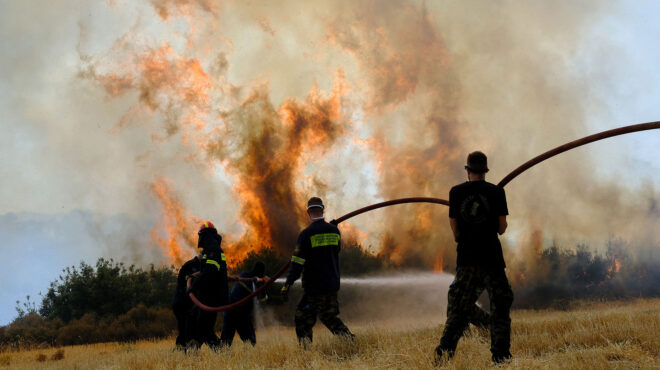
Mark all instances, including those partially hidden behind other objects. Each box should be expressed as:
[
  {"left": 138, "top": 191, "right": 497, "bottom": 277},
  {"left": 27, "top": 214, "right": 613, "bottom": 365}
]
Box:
[{"left": 1, "top": 1, "right": 659, "bottom": 325}]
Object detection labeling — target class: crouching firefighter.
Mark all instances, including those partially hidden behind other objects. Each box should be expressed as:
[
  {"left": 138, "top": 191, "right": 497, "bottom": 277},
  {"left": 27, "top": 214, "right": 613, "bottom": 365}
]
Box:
[
  {"left": 172, "top": 252, "right": 202, "bottom": 350},
  {"left": 187, "top": 221, "right": 229, "bottom": 351},
  {"left": 281, "top": 197, "right": 354, "bottom": 347},
  {"left": 220, "top": 261, "right": 269, "bottom": 346}
]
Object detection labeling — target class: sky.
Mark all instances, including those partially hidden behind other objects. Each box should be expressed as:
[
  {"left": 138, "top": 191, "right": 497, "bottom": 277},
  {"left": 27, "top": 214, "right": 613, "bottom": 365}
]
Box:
[{"left": 1, "top": 0, "right": 659, "bottom": 325}]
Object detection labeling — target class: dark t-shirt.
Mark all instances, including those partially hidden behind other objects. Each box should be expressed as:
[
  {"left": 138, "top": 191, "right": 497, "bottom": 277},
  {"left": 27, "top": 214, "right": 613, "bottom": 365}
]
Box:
[{"left": 449, "top": 180, "right": 508, "bottom": 269}]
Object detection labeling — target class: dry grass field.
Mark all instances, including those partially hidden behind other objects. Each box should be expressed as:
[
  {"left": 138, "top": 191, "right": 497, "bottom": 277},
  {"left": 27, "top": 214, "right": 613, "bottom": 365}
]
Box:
[{"left": 2, "top": 298, "right": 658, "bottom": 369}]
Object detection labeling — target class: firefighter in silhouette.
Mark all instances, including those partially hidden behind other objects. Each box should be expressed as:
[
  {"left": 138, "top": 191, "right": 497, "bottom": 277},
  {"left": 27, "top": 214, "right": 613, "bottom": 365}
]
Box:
[
  {"left": 187, "top": 221, "right": 228, "bottom": 351},
  {"left": 172, "top": 253, "right": 202, "bottom": 350},
  {"left": 435, "top": 151, "right": 514, "bottom": 364},
  {"left": 281, "top": 197, "right": 354, "bottom": 346},
  {"left": 220, "top": 261, "right": 269, "bottom": 346}
]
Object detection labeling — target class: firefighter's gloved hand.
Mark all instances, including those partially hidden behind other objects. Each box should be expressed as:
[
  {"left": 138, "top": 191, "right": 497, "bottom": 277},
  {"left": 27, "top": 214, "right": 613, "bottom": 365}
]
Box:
[
  {"left": 186, "top": 286, "right": 193, "bottom": 294},
  {"left": 280, "top": 284, "right": 290, "bottom": 302},
  {"left": 329, "top": 219, "right": 338, "bottom": 225}
]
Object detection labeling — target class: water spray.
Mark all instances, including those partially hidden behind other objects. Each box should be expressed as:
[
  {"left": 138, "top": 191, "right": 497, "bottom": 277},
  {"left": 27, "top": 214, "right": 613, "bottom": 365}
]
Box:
[{"left": 190, "top": 121, "right": 660, "bottom": 312}]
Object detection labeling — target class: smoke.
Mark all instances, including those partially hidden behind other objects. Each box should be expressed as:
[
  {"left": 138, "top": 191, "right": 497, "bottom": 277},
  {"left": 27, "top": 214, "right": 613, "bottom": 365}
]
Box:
[
  {"left": 2, "top": 1, "right": 659, "bottom": 286},
  {"left": 271, "top": 272, "right": 455, "bottom": 327}
]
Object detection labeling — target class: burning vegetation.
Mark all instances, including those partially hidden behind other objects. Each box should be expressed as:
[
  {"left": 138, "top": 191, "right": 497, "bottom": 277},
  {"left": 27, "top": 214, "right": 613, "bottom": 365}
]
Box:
[{"left": 69, "top": 0, "right": 660, "bottom": 309}]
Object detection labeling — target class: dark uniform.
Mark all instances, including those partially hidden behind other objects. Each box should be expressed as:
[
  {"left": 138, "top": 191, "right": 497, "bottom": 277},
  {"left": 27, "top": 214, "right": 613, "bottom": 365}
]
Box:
[
  {"left": 220, "top": 261, "right": 267, "bottom": 346},
  {"left": 189, "top": 227, "right": 229, "bottom": 350},
  {"left": 285, "top": 218, "right": 353, "bottom": 344},
  {"left": 437, "top": 180, "right": 514, "bottom": 362},
  {"left": 172, "top": 256, "right": 202, "bottom": 348}
]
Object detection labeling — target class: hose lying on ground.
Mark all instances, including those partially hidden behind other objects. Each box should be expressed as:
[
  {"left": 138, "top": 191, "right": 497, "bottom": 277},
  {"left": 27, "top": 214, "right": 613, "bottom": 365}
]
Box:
[{"left": 190, "top": 120, "right": 660, "bottom": 312}]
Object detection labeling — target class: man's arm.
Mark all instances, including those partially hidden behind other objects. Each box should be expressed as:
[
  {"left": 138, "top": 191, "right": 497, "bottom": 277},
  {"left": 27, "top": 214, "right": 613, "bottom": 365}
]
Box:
[
  {"left": 185, "top": 271, "right": 199, "bottom": 292},
  {"left": 285, "top": 233, "right": 306, "bottom": 286},
  {"left": 449, "top": 217, "right": 459, "bottom": 242},
  {"left": 498, "top": 187, "right": 509, "bottom": 235},
  {"left": 448, "top": 187, "right": 460, "bottom": 243},
  {"left": 498, "top": 215, "right": 507, "bottom": 235}
]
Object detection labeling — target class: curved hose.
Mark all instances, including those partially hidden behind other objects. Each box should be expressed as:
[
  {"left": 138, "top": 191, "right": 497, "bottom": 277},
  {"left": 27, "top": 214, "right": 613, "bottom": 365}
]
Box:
[
  {"left": 498, "top": 121, "right": 660, "bottom": 187},
  {"left": 190, "top": 120, "right": 660, "bottom": 312}
]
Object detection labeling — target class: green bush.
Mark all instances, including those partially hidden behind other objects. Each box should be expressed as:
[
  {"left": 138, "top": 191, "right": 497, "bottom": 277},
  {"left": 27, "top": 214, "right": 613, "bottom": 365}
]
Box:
[{"left": 39, "top": 258, "right": 177, "bottom": 323}]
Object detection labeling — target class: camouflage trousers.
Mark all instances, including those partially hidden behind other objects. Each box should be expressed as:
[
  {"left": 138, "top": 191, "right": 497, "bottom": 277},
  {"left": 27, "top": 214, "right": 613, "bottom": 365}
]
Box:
[
  {"left": 295, "top": 292, "right": 353, "bottom": 343},
  {"left": 438, "top": 266, "right": 514, "bottom": 358}
]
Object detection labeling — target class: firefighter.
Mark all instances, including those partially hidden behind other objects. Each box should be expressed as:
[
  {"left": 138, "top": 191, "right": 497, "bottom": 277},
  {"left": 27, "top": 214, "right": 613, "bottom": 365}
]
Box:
[
  {"left": 172, "top": 253, "right": 202, "bottom": 350},
  {"left": 435, "top": 151, "right": 514, "bottom": 364},
  {"left": 281, "top": 197, "right": 354, "bottom": 346},
  {"left": 187, "top": 221, "right": 229, "bottom": 351},
  {"left": 220, "top": 261, "right": 269, "bottom": 346}
]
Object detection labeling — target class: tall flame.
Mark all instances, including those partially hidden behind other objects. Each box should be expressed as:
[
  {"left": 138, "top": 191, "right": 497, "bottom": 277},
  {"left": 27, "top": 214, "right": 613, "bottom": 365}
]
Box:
[
  {"left": 149, "top": 178, "right": 200, "bottom": 265},
  {"left": 77, "top": 0, "right": 659, "bottom": 280}
]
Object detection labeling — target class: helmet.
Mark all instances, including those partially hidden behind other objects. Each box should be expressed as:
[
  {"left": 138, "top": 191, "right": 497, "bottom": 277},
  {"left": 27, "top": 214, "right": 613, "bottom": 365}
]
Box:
[
  {"left": 307, "top": 197, "right": 324, "bottom": 210},
  {"left": 198, "top": 221, "right": 217, "bottom": 235}
]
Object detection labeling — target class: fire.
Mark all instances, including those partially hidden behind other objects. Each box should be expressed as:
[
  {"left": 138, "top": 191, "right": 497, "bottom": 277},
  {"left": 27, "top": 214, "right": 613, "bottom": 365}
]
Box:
[
  {"left": 607, "top": 259, "right": 622, "bottom": 276},
  {"left": 433, "top": 255, "right": 444, "bottom": 274},
  {"left": 79, "top": 0, "right": 659, "bottom": 290},
  {"left": 150, "top": 178, "right": 200, "bottom": 265},
  {"left": 146, "top": 80, "right": 349, "bottom": 268}
]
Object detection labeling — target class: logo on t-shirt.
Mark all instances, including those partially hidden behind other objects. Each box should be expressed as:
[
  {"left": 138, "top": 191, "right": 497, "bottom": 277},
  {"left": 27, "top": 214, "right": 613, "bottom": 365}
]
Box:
[{"left": 459, "top": 194, "right": 491, "bottom": 225}]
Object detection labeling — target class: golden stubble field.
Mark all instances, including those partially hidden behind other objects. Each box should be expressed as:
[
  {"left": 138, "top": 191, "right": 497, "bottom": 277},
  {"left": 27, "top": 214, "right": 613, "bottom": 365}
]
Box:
[{"left": 2, "top": 299, "right": 658, "bottom": 369}]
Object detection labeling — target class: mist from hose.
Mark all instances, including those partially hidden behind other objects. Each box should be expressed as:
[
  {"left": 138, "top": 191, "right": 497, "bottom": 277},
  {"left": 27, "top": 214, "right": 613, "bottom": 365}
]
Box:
[{"left": 250, "top": 272, "right": 454, "bottom": 328}]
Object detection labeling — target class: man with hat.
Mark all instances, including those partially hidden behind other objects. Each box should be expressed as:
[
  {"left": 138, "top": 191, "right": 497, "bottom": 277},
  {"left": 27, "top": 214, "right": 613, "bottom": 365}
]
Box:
[
  {"left": 434, "top": 151, "right": 514, "bottom": 364},
  {"left": 281, "top": 197, "right": 354, "bottom": 346}
]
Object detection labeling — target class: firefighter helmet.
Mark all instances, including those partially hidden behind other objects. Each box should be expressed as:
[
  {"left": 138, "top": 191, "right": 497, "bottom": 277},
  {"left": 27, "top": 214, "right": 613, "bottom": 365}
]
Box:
[
  {"left": 198, "top": 221, "right": 217, "bottom": 235},
  {"left": 307, "top": 197, "right": 324, "bottom": 210}
]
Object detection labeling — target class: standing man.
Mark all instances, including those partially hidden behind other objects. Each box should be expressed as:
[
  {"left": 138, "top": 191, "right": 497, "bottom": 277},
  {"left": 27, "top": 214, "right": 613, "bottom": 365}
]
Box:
[
  {"left": 220, "top": 261, "right": 269, "bottom": 347},
  {"left": 435, "top": 151, "right": 514, "bottom": 364},
  {"left": 188, "top": 221, "right": 228, "bottom": 351},
  {"left": 172, "top": 253, "right": 202, "bottom": 350},
  {"left": 281, "top": 197, "right": 354, "bottom": 346}
]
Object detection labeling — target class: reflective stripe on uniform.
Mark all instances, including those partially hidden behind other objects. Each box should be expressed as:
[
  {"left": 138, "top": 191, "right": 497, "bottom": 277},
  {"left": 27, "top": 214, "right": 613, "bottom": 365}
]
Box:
[
  {"left": 291, "top": 255, "right": 306, "bottom": 265},
  {"left": 310, "top": 233, "right": 340, "bottom": 248},
  {"left": 221, "top": 253, "right": 226, "bottom": 261},
  {"left": 206, "top": 259, "right": 220, "bottom": 270}
]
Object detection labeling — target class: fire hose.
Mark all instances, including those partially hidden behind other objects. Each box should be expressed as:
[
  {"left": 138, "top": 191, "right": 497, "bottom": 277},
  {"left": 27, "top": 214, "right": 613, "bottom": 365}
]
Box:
[{"left": 190, "top": 120, "right": 660, "bottom": 312}]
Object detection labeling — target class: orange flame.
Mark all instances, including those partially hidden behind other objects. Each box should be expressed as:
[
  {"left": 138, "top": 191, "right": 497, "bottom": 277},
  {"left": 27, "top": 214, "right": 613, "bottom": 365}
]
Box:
[
  {"left": 433, "top": 255, "right": 444, "bottom": 274},
  {"left": 150, "top": 178, "right": 200, "bottom": 265}
]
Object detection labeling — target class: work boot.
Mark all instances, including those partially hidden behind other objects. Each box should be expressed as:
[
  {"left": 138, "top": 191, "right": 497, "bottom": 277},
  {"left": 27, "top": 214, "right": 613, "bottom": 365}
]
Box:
[
  {"left": 492, "top": 352, "right": 512, "bottom": 364},
  {"left": 433, "top": 346, "right": 454, "bottom": 366},
  {"left": 184, "top": 339, "right": 200, "bottom": 355},
  {"left": 298, "top": 337, "right": 312, "bottom": 350},
  {"left": 341, "top": 331, "right": 356, "bottom": 341}
]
